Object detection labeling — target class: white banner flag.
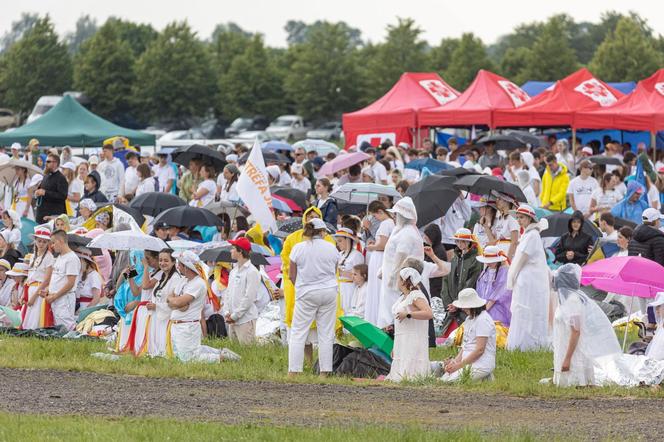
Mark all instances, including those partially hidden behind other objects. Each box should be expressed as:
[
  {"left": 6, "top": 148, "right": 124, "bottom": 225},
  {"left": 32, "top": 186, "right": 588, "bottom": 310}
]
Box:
[{"left": 237, "top": 140, "right": 277, "bottom": 233}]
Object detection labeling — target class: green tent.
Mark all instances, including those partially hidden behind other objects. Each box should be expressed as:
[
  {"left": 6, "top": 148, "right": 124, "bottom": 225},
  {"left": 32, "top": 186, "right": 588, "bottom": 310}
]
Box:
[{"left": 0, "top": 95, "right": 155, "bottom": 147}]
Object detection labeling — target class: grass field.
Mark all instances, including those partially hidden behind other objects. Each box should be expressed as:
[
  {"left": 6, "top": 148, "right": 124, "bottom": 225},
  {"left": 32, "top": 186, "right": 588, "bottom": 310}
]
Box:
[
  {"left": 0, "top": 333, "right": 658, "bottom": 399},
  {"left": 0, "top": 414, "right": 542, "bottom": 442}
]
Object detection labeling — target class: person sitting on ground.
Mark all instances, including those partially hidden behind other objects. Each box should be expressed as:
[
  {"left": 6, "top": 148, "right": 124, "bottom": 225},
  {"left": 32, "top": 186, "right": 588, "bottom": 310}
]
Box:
[
  {"left": 75, "top": 254, "right": 104, "bottom": 311},
  {"left": 6, "top": 262, "right": 28, "bottom": 310},
  {"left": 439, "top": 287, "right": 496, "bottom": 382},
  {"left": 0, "top": 210, "right": 22, "bottom": 250},
  {"left": 0, "top": 230, "right": 22, "bottom": 268},
  {"left": 348, "top": 263, "right": 368, "bottom": 319},
  {"left": 555, "top": 211, "right": 593, "bottom": 265}
]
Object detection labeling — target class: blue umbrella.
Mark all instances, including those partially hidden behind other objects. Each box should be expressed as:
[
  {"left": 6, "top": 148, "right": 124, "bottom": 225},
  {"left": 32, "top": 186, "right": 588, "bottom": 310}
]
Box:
[
  {"left": 263, "top": 140, "right": 293, "bottom": 152},
  {"left": 405, "top": 158, "right": 452, "bottom": 173},
  {"left": 271, "top": 197, "right": 293, "bottom": 214}
]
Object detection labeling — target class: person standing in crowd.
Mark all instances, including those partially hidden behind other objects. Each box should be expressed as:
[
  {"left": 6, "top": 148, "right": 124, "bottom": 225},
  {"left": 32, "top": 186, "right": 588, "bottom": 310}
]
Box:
[
  {"left": 475, "top": 246, "right": 512, "bottom": 327},
  {"left": 423, "top": 224, "right": 447, "bottom": 298},
  {"left": 506, "top": 205, "right": 550, "bottom": 351},
  {"left": 21, "top": 227, "right": 55, "bottom": 329},
  {"left": 37, "top": 230, "right": 80, "bottom": 331},
  {"left": 97, "top": 144, "right": 125, "bottom": 202},
  {"left": 440, "top": 228, "right": 483, "bottom": 336},
  {"left": 153, "top": 153, "right": 176, "bottom": 193},
  {"left": 363, "top": 201, "right": 394, "bottom": 325},
  {"left": 135, "top": 163, "right": 156, "bottom": 197},
  {"left": 555, "top": 211, "right": 593, "bottom": 265},
  {"left": 82, "top": 170, "right": 108, "bottom": 205},
  {"left": 217, "top": 164, "right": 240, "bottom": 202},
  {"left": 178, "top": 159, "right": 202, "bottom": 202},
  {"left": 288, "top": 218, "right": 340, "bottom": 377},
  {"left": 439, "top": 195, "right": 472, "bottom": 259},
  {"left": 189, "top": 164, "right": 217, "bottom": 208},
  {"left": 478, "top": 142, "right": 502, "bottom": 169},
  {"left": 517, "top": 170, "right": 539, "bottom": 208},
  {"left": 589, "top": 173, "right": 621, "bottom": 221},
  {"left": 440, "top": 288, "right": 496, "bottom": 382},
  {"left": 0, "top": 259, "right": 13, "bottom": 308},
  {"left": 472, "top": 197, "right": 497, "bottom": 249},
  {"left": 334, "top": 228, "right": 364, "bottom": 314},
  {"left": 379, "top": 197, "right": 423, "bottom": 329},
  {"left": 61, "top": 162, "right": 82, "bottom": 214},
  {"left": 120, "top": 151, "right": 140, "bottom": 201},
  {"left": 385, "top": 267, "right": 433, "bottom": 382},
  {"left": 314, "top": 178, "right": 338, "bottom": 226},
  {"left": 365, "top": 148, "right": 388, "bottom": 185},
  {"left": 11, "top": 163, "right": 33, "bottom": 220},
  {"left": 34, "top": 153, "right": 68, "bottom": 224},
  {"left": 628, "top": 208, "right": 664, "bottom": 266},
  {"left": 540, "top": 153, "right": 569, "bottom": 212},
  {"left": 555, "top": 139, "right": 575, "bottom": 175},
  {"left": 611, "top": 181, "right": 649, "bottom": 225},
  {"left": 223, "top": 238, "right": 260, "bottom": 345},
  {"left": 289, "top": 164, "right": 310, "bottom": 194},
  {"left": 567, "top": 161, "right": 598, "bottom": 218},
  {"left": 491, "top": 192, "right": 520, "bottom": 260}
]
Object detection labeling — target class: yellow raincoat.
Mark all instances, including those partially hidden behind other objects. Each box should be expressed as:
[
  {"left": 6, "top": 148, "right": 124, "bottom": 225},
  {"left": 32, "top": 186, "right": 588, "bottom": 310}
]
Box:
[{"left": 281, "top": 206, "right": 342, "bottom": 331}]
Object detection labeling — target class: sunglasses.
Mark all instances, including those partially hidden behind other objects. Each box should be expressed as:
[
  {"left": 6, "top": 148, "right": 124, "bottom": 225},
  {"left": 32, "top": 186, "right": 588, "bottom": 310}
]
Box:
[{"left": 46, "top": 160, "right": 55, "bottom": 164}]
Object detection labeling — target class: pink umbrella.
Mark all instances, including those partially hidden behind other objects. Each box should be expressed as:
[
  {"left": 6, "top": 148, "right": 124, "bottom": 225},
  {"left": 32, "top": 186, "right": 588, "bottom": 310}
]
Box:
[
  {"left": 318, "top": 152, "right": 369, "bottom": 177},
  {"left": 581, "top": 256, "right": 664, "bottom": 299}
]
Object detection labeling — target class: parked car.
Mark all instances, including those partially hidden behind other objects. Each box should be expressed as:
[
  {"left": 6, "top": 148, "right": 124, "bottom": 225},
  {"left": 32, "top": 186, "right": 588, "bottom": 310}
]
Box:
[
  {"left": 0, "top": 109, "right": 19, "bottom": 130},
  {"left": 265, "top": 115, "right": 311, "bottom": 141},
  {"left": 235, "top": 130, "right": 270, "bottom": 143},
  {"left": 306, "top": 121, "right": 342, "bottom": 141},
  {"left": 224, "top": 116, "right": 269, "bottom": 137}
]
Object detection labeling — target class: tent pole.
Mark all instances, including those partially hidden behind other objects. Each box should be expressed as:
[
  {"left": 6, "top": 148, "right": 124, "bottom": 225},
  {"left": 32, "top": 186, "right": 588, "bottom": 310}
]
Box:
[
  {"left": 572, "top": 128, "right": 577, "bottom": 160},
  {"left": 652, "top": 132, "right": 657, "bottom": 164}
]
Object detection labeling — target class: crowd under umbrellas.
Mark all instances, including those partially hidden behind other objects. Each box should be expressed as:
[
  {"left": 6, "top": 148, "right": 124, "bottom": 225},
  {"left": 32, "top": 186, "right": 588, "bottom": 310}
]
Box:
[{"left": 2, "top": 131, "right": 664, "bottom": 388}]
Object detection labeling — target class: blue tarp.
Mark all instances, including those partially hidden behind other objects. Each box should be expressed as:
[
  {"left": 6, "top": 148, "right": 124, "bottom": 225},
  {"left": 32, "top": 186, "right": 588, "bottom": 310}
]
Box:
[
  {"left": 521, "top": 81, "right": 637, "bottom": 97},
  {"left": 435, "top": 132, "right": 467, "bottom": 147},
  {"left": 551, "top": 129, "right": 664, "bottom": 150}
]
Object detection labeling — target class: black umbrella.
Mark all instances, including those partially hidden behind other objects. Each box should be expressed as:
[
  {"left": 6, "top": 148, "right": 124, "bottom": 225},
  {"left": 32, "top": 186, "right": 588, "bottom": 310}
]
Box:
[
  {"left": 271, "top": 186, "right": 308, "bottom": 210},
  {"left": 614, "top": 217, "right": 637, "bottom": 229},
  {"left": 505, "top": 130, "right": 545, "bottom": 148},
  {"left": 275, "top": 217, "right": 303, "bottom": 238},
  {"left": 153, "top": 206, "right": 222, "bottom": 228},
  {"left": 541, "top": 212, "right": 602, "bottom": 239},
  {"left": 477, "top": 134, "right": 526, "bottom": 150},
  {"left": 67, "top": 234, "right": 102, "bottom": 256},
  {"left": 171, "top": 144, "right": 227, "bottom": 170},
  {"left": 405, "top": 175, "right": 460, "bottom": 227},
  {"left": 97, "top": 203, "right": 146, "bottom": 227},
  {"left": 239, "top": 150, "right": 291, "bottom": 165},
  {"left": 129, "top": 192, "right": 186, "bottom": 217},
  {"left": 337, "top": 201, "right": 367, "bottom": 216},
  {"left": 199, "top": 246, "right": 269, "bottom": 266},
  {"left": 205, "top": 200, "right": 250, "bottom": 217},
  {"left": 588, "top": 155, "right": 622, "bottom": 166},
  {"left": 453, "top": 174, "right": 527, "bottom": 202},
  {"left": 438, "top": 167, "right": 479, "bottom": 177}
]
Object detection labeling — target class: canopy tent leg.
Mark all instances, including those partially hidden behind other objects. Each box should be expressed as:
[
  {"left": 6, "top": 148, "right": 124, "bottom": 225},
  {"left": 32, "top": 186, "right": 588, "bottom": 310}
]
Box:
[
  {"left": 652, "top": 132, "right": 657, "bottom": 164},
  {"left": 571, "top": 128, "right": 577, "bottom": 161}
]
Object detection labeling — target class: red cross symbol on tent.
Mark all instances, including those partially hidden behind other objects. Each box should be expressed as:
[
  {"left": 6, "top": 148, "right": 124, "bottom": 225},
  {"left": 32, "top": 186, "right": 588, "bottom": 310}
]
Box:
[
  {"left": 581, "top": 81, "right": 609, "bottom": 98},
  {"left": 498, "top": 80, "right": 530, "bottom": 106},
  {"left": 655, "top": 82, "right": 664, "bottom": 97},
  {"left": 426, "top": 81, "right": 452, "bottom": 98}
]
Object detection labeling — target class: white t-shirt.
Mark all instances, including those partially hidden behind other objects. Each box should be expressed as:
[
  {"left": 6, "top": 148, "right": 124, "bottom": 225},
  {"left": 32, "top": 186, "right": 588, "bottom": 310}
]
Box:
[
  {"left": 492, "top": 213, "right": 519, "bottom": 242},
  {"left": 590, "top": 187, "right": 621, "bottom": 212},
  {"left": 152, "top": 163, "right": 176, "bottom": 192},
  {"left": 170, "top": 276, "right": 207, "bottom": 322},
  {"left": 278, "top": 171, "right": 292, "bottom": 186},
  {"left": 290, "top": 238, "right": 339, "bottom": 296},
  {"left": 68, "top": 179, "right": 84, "bottom": 211},
  {"left": 648, "top": 184, "right": 661, "bottom": 210},
  {"left": 49, "top": 251, "right": 81, "bottom": 301},
  {"left": 136, "top": 177, "right": 156, "bottom": 197},
  {"left": 219, "top": 181, "right": 240, "bottom": 202},
  {"left": 97, "top": 158, "right": 125, "bottom": 197},
  {"left": 290, "top": 177, "right": 310, "bottom": 194},
  {"left": 461, "top": 310, "right": 496, "bottom": 372},
  {"left": 76, "top": 270, "right": 102, "bottom": 300},
  {"left": 567, "top": 176, "right": 598, "bottom": 215},
  {"left": 123, "top": 165, "right": 139, "bottom": 196},
  {"left": 189, "top": 179, "right": 216, "bottom": 207},
  {"left": 371, "top": 162, "right": 388, "bottom": 184}
]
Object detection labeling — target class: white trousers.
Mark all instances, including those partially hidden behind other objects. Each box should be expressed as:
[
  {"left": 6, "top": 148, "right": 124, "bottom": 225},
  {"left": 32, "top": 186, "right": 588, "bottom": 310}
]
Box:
[
  {"left": 171, "top": 322, "right": 220, "bottom": 363},
  {"left": 51, "top": 294, "right": 76, "bottom": 331},
  {"left": 288, "top": 287, "right": 337, "bottom": 373}
]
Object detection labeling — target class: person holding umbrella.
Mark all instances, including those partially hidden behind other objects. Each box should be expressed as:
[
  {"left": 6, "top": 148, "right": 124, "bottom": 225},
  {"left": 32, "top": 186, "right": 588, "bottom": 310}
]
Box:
[
  {"left": 11, "top": 163, "right": 33, "bottom": 220},
  {"left": 506, "top": 205, "right": 551, "bottom": 351}
]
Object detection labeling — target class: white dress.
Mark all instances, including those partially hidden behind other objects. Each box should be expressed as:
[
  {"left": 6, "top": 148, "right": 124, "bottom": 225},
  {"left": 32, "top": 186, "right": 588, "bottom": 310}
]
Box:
[
  {"left": 337, "top": 249, "right": 364, "bottom": 315},
  {"left": 552, "top": 296, "right": 595, "bottom": 386},
  {"left": 364, "top": 218, "right": 394, "bottom": 326},
  {"left": 21, "top": 252, "right": 55, "bottom": 329},
  {"left": 385, "top": 290, "right": 430, "bottom": 382},
  {"left": 11, "top": 177, "right": 33, "bottom": 220},
  {"left": 506, "top": 223, "right": 551, "bottom": 351}
]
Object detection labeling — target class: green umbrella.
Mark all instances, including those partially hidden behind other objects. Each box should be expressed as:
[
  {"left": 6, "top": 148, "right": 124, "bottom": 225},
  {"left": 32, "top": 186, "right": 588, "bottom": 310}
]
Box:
[
  {"left": 339, "top": 315, "right": 393, "bottom": 357},
  {"left": 0, "top": 305, "right": 22, "bottom": 328}
]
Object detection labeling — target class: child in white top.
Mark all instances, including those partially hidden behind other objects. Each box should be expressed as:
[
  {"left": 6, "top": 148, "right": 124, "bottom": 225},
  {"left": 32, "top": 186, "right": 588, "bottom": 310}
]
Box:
[{"left": 348, "top": 263, "right": 368, "bottom": 318}]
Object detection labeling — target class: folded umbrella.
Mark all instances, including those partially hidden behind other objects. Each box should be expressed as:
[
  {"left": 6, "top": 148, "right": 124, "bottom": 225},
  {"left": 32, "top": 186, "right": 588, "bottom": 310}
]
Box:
[
  {"left": 153, "top": 206, "right": 223, "bottom": 228},
  {"left": 453, "top": 174, "right": 527, "bottom": 203},
  {"left": 541, "top": 212, "right": 602, "bottom": 239},
  {"left": 405, "top": 175, "right": 459, "bottom": 227},
  {"left": 330, "top": 183, "right": 401, "bottom": 205},
  {"left": 129, "top": 192, "right": 186, "bottom": 217},
  {"left": 171, "top": 144, "right": 227, "bottom": 170},
  {"left": 339, "top": 315, "right": 393, "bottom": 358},
  {"left": 317, "top": 152, "right": 369, "bottom": 177},
  {"left": 199, "top": 246, "right": 269, "bottom": 266},
  {"left": 405, "top": 158, "right": 452, "bottom": 173},
  {"left": 271, "top": 186, "right": 308, "bottom": 210}
]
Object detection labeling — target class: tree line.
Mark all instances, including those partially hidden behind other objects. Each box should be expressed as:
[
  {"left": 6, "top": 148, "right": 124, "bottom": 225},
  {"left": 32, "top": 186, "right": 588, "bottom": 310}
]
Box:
[{"left": 0, "top": 11, "right": 662, "bottom": 128}]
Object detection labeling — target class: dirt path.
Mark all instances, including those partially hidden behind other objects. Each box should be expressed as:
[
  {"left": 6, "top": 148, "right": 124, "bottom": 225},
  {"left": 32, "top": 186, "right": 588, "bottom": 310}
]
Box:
[{"left": 1, "top": 367, "right": 661, "bottom": 440}]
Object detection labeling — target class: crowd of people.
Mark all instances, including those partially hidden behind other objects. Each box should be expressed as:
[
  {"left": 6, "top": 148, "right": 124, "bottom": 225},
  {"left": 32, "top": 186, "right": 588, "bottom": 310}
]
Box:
[{"left": 2, "top": 133, "right": 664, "bottom": 386}]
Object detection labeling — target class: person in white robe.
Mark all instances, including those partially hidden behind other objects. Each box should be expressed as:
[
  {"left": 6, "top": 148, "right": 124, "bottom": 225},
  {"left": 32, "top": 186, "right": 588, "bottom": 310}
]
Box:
[
  {"left": 333, "top": 228, "right": 364, "bottom": 315},
  {"left": 21, "top": 227, "right": 55, "bottom": 329}
]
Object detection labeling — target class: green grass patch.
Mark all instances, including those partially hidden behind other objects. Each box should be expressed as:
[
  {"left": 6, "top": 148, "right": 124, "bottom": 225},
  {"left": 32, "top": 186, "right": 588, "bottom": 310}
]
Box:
[
  {"left": 0, "top": 413, "right": 542, "bottom": 442},
  {"left": 0, "top": 333, "right": 660, "bottom": 398}
]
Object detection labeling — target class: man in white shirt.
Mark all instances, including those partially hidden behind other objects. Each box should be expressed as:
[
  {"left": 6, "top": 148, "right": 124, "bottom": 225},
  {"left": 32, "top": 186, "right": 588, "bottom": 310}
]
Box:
[
  {"left": 38, "top": 230, "right": 80, "bottom": 330},
  {"left": 504, "top": 151, "right": 541, "bottom": 196},
  {"left": 152, "top": 153, "right": 176, "bottom": 193},
  {"left": 121, "top": 151, "right": 140, "bottom": 200},
  {"left": 365, "top": 147, "right": 388, "bottom": 185},
  {"left": 96, "top": 144, "right": 125, "bottom": 202},
  {"left": 223, "top": 238, "right": 260, "bottom": 344},
  {"left": 567, "top": 160, "right": 598, "bottom": 217}
]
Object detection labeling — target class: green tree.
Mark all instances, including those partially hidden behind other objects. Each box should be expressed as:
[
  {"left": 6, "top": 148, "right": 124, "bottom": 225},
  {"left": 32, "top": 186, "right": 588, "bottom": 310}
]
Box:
[
  {"left": 363, "top": 18, "right": 429, "bottom": 101},
  {"left": 209, "top": 23, "right": 253, "bottom": 75},
  {"left": 0, "top": 17, "right": 72, "bottom": 114},
  {"left": 133, "top": 22, "right": 215, "bottom": 122},
  {"left": 590, "top": 17, "right": 663, "bottom": 82},
  {"left": 285, "top": 20, "right": 362, "bottom": 47},
  {"left": 522, "top": 16, "right": 578, "bottom": 81},
  {"left": 445, "top": 33, "right": 494, "bottom": 90},
  {"left": 0, "top": 12, "right": 40, "bottom": 52},
  {"left": 499, "top": 46, "right": 531, "bottom": 85},
  {"left": 217, "top": 35, "right": 285, "bottom": 119},
  {"left": 488, "top": 21, "right": 542, "bottom": 63},
  {"left": 74, "top": 22, "right": 135, "bottom": 120},
  {"left": 284, "top": 22, "right": 362, "bottom": 120},
  {"left": 104, "top": 17, "right": 158, "bottom": 57},
  {"left": 65, "top": 15, "right": 98, "bottom": 54},
  {"left": 429, "top": 38, "right": 459, "bottom": 73}
]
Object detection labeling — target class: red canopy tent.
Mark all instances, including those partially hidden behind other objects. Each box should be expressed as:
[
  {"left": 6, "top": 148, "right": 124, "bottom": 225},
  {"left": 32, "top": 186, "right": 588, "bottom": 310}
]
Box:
[
  {"left": 418, "top": 70, "right": 531, "bottom": 128},
  {"left": 342, "top": 72, "right": 459, "bottom": 148},
  {"left": 494, "top": 68, "right": 624, "bottom": 128},
  {"left": 575, "top": 69, "right": 664, "bottom": 133}
]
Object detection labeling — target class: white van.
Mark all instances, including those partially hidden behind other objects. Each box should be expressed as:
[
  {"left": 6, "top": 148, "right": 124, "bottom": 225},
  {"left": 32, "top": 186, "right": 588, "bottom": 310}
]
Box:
[{"left": 26, "top": 95, "right": 62, "bottom": 124}]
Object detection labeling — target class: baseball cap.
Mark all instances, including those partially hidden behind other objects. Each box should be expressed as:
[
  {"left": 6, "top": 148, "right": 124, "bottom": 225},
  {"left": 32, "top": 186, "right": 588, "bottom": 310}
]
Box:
[
  {"left": 154, "top": 221, "right": 170, "bottom": 230},
  {"left": 581, "top": 146, "right": 593, "bottom": 156},
  {"left": 642, "top": 208, "right": 663, "bottom": 223},
  {"left": 228, "top": 237, "right": 251, "bottom": 252},
  {"left": 308, "top": 218, "right": 327, "bottom": 230}
]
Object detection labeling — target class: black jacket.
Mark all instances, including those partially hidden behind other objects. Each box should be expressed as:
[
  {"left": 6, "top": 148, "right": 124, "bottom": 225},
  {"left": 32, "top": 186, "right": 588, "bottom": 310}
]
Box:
[
  {"left": 628, "top": 224, "right": 664, "bottom": 266},
  {"left": 555, "top": 231, "right": 593, "bottom": 265},
  {"left": 83, "top": 171, "right": 109, "bottom": 204},
  {"left": 423, "top": 223, "right": 447, "bottom": 299},
  {"left": 35, "top": 170, "right": 68, "bottom": 223},
  {"left": 315, "top": 198, "right": 338, "bottom": 226}
]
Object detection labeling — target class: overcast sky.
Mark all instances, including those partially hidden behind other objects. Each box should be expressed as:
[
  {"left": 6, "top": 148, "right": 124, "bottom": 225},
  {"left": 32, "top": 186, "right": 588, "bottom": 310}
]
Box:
[{"left": 4, "top": 0, "right": 664, "bottom": 47}]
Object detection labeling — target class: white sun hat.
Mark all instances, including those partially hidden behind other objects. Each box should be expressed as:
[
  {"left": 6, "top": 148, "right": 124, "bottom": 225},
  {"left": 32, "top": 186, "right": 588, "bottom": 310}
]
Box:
[{"left": 453, "top": 288, "right": 487, "bottom": 309}]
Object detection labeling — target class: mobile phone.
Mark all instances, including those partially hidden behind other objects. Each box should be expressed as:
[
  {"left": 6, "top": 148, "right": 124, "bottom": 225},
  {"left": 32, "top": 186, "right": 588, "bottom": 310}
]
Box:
[{"left": 127, "top": 268, "right": 138, "bottom": 279}]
